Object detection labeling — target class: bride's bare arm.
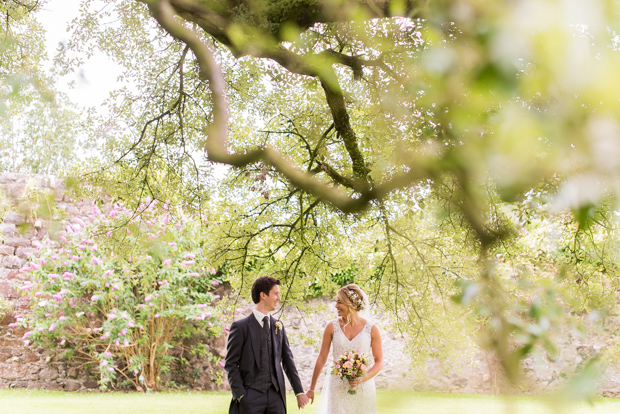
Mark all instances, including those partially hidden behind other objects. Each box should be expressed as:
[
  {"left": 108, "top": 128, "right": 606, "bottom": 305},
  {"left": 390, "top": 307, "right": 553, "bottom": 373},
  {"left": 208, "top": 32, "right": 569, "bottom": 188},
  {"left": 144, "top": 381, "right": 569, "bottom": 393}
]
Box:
[
  {"left": 349, "top": 325, "right": 383, "bottom": 388},
  {"left": 307, "top": 321, "right": 334, "bottom": 403}
]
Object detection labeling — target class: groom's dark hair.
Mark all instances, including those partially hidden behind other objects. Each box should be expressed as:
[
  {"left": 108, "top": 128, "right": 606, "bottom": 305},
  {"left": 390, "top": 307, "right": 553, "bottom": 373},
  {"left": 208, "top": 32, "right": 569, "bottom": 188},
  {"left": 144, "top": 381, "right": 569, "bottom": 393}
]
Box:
[{"left": 251, "top": 276, "right": 280, "bottom": 304}]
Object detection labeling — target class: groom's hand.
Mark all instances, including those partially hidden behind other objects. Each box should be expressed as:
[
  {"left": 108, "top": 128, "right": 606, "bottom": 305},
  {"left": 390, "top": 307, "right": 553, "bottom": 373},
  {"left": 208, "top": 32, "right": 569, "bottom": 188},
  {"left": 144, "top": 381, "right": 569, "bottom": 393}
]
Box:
[{"left": 297, "top": 393, "right": 309, "bottom": 409}]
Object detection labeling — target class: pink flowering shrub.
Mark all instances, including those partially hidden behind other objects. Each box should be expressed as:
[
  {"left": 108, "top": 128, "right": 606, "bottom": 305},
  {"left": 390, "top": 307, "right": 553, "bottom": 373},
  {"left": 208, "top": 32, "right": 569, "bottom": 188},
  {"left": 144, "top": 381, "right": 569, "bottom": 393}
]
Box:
[{"left": 16, "top": 203, "right": 225, "bottom": 391}]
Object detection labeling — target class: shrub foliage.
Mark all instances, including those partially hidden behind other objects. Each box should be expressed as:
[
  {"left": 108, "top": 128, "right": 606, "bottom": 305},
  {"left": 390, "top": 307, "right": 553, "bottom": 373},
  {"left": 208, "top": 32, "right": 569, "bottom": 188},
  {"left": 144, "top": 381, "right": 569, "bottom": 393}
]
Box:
[{"left": 15, "top": 202, "right": 225, "bottom": 390}]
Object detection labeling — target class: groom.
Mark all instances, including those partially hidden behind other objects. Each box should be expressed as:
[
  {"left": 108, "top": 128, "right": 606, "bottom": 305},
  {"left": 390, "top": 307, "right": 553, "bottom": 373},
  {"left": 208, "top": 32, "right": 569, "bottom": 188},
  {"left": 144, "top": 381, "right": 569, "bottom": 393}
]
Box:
[{"left": 225, "top": 276, "right": 309, "bottom": 414}]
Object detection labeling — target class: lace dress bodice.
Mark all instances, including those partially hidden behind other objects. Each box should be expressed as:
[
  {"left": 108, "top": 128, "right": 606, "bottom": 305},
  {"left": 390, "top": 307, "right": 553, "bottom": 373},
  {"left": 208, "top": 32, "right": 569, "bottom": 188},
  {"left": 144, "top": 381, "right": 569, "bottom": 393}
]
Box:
[
  {"left": 331, "top": 318, "right": 374, "bottom": 360},
  {"left": 316, "top": 319, "right": 377, "bottom": 414}
]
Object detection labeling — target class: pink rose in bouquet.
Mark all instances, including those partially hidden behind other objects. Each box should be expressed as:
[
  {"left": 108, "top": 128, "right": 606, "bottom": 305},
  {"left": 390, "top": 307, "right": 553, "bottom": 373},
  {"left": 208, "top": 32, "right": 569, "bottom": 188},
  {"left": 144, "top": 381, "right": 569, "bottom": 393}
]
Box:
[{"left": 332, "top": 351, "right": 370, "bottom": 395}]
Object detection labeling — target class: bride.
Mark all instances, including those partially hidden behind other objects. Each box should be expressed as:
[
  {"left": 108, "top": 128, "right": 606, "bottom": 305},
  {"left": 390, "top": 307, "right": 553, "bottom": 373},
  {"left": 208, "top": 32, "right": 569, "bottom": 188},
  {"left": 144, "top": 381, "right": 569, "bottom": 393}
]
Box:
[{"left": 306, "top": 284, "right": 383, "bottom": 414}]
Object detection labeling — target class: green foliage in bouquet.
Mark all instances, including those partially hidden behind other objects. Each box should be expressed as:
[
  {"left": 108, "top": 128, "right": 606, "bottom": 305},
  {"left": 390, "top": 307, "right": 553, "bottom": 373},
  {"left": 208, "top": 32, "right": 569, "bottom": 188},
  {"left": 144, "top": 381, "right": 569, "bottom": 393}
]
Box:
[{"left": 14, "top": 202, "right": 226, "bottom": 391}]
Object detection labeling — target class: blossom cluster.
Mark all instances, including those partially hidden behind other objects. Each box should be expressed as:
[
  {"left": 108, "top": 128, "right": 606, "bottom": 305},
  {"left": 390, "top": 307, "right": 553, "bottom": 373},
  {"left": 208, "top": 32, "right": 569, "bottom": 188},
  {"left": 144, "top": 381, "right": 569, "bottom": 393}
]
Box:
[
  {"left": 332, "top": 351, "right": 369, "bottom": 394},
  {"left": 13, "top": 201, "right": 226, "bottom": 390}
]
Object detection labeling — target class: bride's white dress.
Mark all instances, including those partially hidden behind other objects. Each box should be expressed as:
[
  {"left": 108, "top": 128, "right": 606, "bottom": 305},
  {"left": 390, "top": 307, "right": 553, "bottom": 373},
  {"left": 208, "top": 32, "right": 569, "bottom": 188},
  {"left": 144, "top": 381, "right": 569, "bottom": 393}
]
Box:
[{"left": 316, "top": 319, "right": 377, "bottom": 414}]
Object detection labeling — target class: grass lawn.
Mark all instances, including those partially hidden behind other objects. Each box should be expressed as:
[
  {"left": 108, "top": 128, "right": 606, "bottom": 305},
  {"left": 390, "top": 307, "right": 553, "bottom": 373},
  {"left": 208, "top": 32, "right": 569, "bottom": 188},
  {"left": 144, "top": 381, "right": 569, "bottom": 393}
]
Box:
[{"left": 0, "top": 389, "right": 619, "bottom": 413}]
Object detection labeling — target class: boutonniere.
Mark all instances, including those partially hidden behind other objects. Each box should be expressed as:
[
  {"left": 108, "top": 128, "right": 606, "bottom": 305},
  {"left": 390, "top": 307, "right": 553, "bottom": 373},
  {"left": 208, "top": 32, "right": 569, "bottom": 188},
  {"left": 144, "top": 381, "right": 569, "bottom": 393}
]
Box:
[{"left": 275, "top": 320, "right": 283, "bottom": 335}]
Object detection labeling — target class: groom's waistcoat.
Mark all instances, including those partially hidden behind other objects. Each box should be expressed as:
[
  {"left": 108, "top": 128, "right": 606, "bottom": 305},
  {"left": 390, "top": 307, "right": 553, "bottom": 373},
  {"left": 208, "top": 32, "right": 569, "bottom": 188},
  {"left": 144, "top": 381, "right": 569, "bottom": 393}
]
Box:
[{"left": 249, "top": 321, "right": 279, "bottom": 392}]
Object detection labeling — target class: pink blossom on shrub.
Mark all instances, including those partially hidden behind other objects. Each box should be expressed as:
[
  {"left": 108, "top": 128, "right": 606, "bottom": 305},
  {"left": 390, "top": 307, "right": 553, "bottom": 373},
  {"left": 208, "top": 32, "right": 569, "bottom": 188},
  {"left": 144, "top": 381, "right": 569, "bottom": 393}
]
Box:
[
  {"left": 101, "top": 360, "right": 108, "bottom": 367},
  {"left": 183, "top": 253, "right": 195, "bottom": 259},
  {"left": 162, "top": 259, "right": 171, "bottom": 266},
  {"left": 188, "top": 272, "right": 199, "bottom": 277},
  {"left": 212, "top": 280, "right": 220, "bottom": 286},
  {"left": 91, "top": 257, "right": 103, "bottom": 265},
  {"left": 91, "top": 295, "right": 99, "bottom": 301},
  {"left": 49, "top": 323, "right": 57, "bottom": 332},
  {"left": 8, "top": 323, "right": 18, "bottom": 328}
]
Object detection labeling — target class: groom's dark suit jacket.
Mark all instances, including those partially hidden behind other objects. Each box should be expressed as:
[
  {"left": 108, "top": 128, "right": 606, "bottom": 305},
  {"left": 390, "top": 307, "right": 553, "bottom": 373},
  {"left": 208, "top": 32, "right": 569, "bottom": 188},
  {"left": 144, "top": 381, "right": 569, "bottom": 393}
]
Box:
[{"left": 224, "top": 313, "right": 304, "bottom": 414}]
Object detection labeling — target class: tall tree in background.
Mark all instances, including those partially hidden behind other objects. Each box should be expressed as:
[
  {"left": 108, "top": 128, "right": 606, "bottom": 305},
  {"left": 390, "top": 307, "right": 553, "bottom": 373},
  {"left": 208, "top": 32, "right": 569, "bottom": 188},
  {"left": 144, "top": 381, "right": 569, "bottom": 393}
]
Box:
[{"left": 61, "top": 0, "right": 620, "bottom": 388}]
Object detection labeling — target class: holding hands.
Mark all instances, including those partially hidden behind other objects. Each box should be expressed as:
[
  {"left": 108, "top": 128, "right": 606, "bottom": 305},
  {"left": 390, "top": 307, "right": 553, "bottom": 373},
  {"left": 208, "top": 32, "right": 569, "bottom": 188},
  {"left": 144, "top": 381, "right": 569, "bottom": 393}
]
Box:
[{"left": 297, "top": 392, "right": 310, "bottom": 409}]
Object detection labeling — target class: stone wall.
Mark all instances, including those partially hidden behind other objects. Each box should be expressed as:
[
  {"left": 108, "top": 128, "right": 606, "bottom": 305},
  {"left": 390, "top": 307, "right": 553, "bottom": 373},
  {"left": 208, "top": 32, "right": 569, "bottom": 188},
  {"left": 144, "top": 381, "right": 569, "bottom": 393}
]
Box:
[
  {"left": 0, "top": 172, "right": 619, "bottom": 396},
  {"left": 0, "top": 173, "right": 101, "bottom": 390}
]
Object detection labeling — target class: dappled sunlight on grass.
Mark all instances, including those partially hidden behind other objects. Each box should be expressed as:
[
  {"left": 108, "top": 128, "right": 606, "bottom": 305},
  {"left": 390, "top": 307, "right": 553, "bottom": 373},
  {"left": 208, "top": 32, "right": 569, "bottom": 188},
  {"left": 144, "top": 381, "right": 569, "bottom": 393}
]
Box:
[{"left": 0, "top": 390, "right": 619, "bottom": 413}]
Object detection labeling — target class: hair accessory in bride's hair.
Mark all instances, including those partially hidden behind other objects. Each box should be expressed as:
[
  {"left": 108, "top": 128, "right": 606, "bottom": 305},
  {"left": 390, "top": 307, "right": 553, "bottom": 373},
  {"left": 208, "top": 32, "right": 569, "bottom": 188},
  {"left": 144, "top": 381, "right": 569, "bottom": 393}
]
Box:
[{"left": 342, "top": 287, "right": 365, "bottom": 311}]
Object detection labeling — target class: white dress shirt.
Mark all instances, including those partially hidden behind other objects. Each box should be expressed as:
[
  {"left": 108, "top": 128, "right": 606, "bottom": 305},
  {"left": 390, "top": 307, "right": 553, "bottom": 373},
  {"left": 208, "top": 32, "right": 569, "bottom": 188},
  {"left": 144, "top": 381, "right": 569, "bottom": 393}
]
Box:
[{"left": 252, "top": 308, "right": 270, "bottom": 329}]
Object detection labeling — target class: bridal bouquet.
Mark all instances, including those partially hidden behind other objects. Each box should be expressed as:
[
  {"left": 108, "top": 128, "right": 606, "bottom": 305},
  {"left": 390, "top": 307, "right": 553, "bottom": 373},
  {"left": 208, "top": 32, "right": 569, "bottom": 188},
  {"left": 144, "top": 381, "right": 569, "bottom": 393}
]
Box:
[{"left": 332, "top": 351, "right": 369, "bottom": 395}]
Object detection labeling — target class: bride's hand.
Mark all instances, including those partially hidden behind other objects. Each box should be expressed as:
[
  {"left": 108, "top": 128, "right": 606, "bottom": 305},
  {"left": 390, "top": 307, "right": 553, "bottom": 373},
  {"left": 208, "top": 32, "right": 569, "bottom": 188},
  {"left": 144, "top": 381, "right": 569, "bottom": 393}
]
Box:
[
  {"left": 306, "top": 389, "right": 315, "bottom": 403},
  {"left": 348, "top": 378, "right": 362, "bottom": 388}
]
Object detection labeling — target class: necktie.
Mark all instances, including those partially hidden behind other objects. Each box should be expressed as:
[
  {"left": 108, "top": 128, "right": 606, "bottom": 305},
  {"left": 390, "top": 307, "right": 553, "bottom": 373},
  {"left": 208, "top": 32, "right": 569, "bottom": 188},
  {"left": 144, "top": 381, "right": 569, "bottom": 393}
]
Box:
[{"left": 262, "top": 316, "right": 270, "bottom": 335}]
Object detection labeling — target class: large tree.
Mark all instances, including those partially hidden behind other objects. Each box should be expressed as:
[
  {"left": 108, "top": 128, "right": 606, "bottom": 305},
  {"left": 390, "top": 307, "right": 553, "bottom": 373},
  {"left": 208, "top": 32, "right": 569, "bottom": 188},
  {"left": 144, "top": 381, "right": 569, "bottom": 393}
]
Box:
[{"left": 62, "top": 0, "right": 620, "bottom": 387}]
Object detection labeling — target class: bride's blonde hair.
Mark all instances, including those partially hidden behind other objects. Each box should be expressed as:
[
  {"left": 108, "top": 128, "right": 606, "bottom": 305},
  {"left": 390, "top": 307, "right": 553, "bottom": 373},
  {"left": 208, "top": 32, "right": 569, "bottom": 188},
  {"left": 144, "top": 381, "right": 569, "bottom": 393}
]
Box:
[{"left": 337, "top": 284, "right": 366, "bottom": 327}]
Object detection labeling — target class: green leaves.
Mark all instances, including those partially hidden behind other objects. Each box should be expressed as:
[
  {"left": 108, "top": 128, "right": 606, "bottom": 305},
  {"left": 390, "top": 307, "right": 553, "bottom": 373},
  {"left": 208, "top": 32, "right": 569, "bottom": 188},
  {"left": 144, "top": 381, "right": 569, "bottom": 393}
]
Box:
[
  {"left": 15, "top": 204, "right": 226, "bottom": 391},
  {"left": 452, "top": 280, "right": 480, "bottom": 306}
]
